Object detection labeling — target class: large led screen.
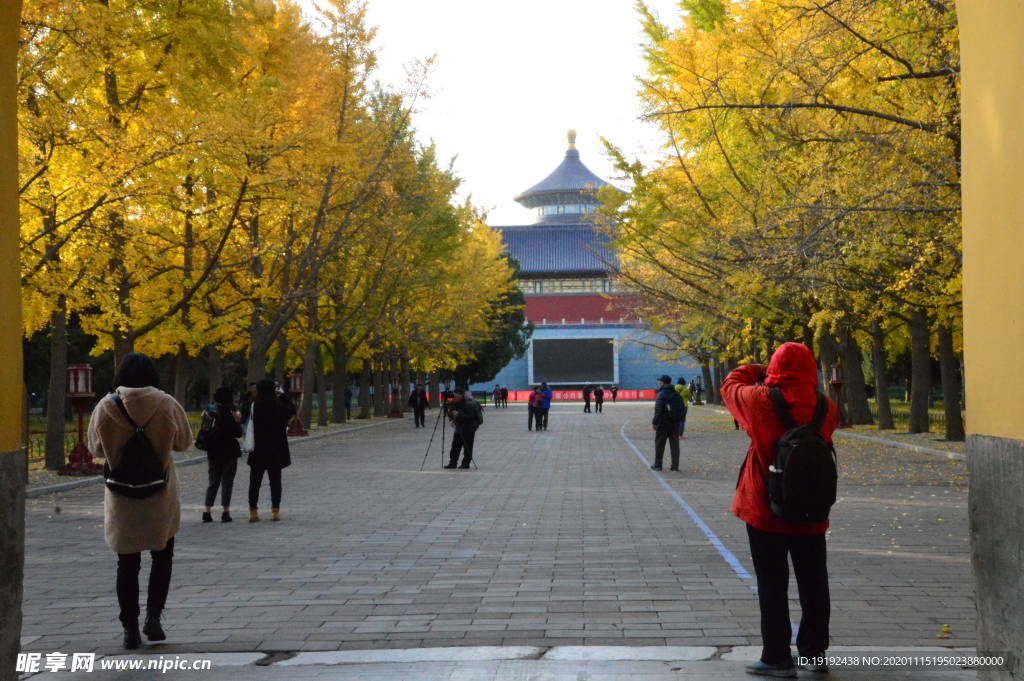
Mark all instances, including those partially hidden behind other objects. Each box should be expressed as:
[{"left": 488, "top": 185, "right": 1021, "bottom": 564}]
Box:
[{"left": 532, "top": 338, "right": 615, "bottom": 384}]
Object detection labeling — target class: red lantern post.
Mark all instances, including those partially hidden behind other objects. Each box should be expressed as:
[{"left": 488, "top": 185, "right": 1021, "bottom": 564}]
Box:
[
  {"left": 829, "top": 363, "right": 851, "bottom": 428},
  {"left": 59, "top": 364, "right": 102, "bottom": 475},
  {"left": 388, "top": 377, "right": 403, "bottom": 418},
  {"left": 286, "top": 372, "right": 308, "bottom": 436}
]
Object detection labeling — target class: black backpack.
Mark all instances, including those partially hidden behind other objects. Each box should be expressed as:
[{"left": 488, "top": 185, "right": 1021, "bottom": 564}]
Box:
[
  {"left": 103, "top": 394, "right": 168, "bottom": 499},
  {"left": 766, "top": 388, "right": 837, "bottom": 523},
  {"left": 661, "top": 389, "right": 686, "bottom": 424}
]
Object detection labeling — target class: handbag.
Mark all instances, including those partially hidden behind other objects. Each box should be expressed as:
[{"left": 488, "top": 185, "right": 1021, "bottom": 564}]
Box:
[
  {"left": 194, "top": 407, "right": 217, "bottom": 451},
  {"left": 241, "top": 403, "right": 255, "bottom": 453}
]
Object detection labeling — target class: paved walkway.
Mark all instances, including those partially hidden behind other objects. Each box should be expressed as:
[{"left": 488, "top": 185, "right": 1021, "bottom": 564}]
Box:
[{"left": 21, "top": 402, "right": 974, "bottom": 674}]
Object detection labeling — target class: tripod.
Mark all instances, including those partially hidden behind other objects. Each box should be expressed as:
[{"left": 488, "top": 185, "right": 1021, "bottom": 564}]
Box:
[{"left": 420, "top": 402, "right": 447, "bottom": 471}]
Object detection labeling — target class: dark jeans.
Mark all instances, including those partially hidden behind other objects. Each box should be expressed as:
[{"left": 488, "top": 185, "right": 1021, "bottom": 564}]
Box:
[
  {"left": 413, "top": 407, "right": 426, "bottom": 427},
  {"left": 540, "top": 407, "right": 549, "bottom": 429},
  {"left": 117, "top": 536, "right": 174, "bottom": 625},
  {"left": 345, "top": 404, "right": 351, "bottom": 420},
  {"left": 677, "top": 407, "right": 688, "bottom": 437},
  {"left": 528, "top": 406, "right": 538, "bottom": 430},
  {"left": 583, "top": 397, "right": 591, "bottom": 412},
  {"left": 653, "top": 424, "right": 680, "bottom": 468},
  {"left": 249, "top": 465, "right": 282, "bottom": 509},
  {"left": 595, "top": 399, "right": 603, "bottom": 413},
  {"left": 205, "top": 456, "right": 238, "bottom": 508},
  {"left": 746, "top": 524, "right": 830, "bottom": 664},
  {"left": 449, "top": 429, "right": 475, "bottom": 465}
]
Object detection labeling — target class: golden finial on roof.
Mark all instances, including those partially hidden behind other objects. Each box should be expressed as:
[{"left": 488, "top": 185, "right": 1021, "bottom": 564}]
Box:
[{"left": 567, "top": 129, "right": 577, "bottom": 150}]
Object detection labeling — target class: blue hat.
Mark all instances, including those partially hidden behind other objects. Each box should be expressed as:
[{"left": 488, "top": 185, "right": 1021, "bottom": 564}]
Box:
[{"left": 659, "top": 375, "right": 672, "bottom": 384}]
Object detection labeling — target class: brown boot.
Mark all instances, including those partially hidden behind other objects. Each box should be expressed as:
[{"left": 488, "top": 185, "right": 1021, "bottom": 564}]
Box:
[
  {"left": 271, "top": 508, "right": 280, "bottom": 521},
  {"left": 248, "top": 509, "right": 259, "bottom": 522}
]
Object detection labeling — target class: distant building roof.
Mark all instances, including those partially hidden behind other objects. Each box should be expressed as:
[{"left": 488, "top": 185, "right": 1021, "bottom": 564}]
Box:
[
  {"left": 500, "top": 225, "right": 617, "bottom": 276},
  {"left": 513, "top": 131, "right": 624, "bottom": 217}
]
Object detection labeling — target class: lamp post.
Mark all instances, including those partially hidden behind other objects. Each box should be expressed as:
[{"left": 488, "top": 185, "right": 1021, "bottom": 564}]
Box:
[
  {"left": 286, "top": 372, "right": 308, "bottom": 436},
  {"left": 59, "top": 364, "right": 102, "bottom": 475},
  {"left": 829, "top": 363, "right": 851, "bottom": 428},
  {"left": 693, "top": 375, "right": 704, "bottom": 405}
]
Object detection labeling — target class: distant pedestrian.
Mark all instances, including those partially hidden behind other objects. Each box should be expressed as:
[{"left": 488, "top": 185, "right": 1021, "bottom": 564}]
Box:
[
  {"left": 409, "top": 383, "right": 429, "bottom": 427},
  {"left": 200, "top": 387, "right": 244, "bottom": 524},
  {"left": 500, "top": 386, "right": 509, "bottom": 408},
  {"left": 527, "top": 386, "right": 543, "bottom": 431},
  {"left": 344, "top": 386, "right": 353, "bottom": 420},
  {"left": 239, "top": 382, "right": 258, "bottom": 426},
  {"left": 582, "top": 384, "right": 592, "bottom": 413},
  {"left": 722, "top": 344, "right": 839, "bottom": 677},
  {"left": 444, "top": 388, "right": 481, "bottom": 468},
  {"left": 610, "top": 385, "right": 618, "bottom": 403},
  {"left": 594, "top": 386, "right": 604, "bottom": 413},
  {"left": 247, "top": 378, "right": 296, "bottom": 523},
  {"left": 87, "top": 352, "right": 193, "bottom": 650},
  {"left": 651, "top": 375, "right": 685, "bottom": 471},
  {"left": 493, "top": 385, "right": 501, "bottom": 408},
  {"left": 539, "top": 382, "right": 553, "bottom": 430},
  {"left": 674, "top": 377, "right": 692, "bottom": 438}
]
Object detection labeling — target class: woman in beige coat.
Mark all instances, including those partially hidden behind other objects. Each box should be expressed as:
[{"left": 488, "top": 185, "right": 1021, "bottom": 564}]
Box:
[{"left": 88, "top": 353, "right": 192, "bottom": 649}]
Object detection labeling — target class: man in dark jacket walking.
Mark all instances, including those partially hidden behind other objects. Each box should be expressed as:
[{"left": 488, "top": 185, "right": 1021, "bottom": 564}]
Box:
[
  {"left": 651, "top": 375, "right": 684, "bottom": 471},
  {"left": 408, "top": 383, "right": 429, "bottom": 427},
  {"left": 582, "top": 384, "right": 592, "bottom": 413},
  {"left": 444, "top": 388, "right": 480, "bottom": 469},
  {"left": 593, "top": 386, "right": 604, "bottom": 413},
  {"left": 722, "top": 343, "right": 838, "bottom": 677}
]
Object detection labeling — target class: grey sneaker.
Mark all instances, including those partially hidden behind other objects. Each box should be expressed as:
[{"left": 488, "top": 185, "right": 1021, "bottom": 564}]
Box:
[{"left": 745, "top": 660, "right": 797, "bottom": 677}]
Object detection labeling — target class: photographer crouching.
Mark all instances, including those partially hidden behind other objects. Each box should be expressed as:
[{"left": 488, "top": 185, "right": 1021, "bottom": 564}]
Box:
[{"left": 444, "top": 388, "right": 483, "bottom": 469}]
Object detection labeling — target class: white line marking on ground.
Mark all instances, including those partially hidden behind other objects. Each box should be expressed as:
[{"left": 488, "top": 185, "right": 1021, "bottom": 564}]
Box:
[{"left": 619, "top": 422, "right": 753, "bottom": 581}]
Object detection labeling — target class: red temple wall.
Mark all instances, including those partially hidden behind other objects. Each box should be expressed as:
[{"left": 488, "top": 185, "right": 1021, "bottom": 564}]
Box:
[{"left": 524, "top": 294, "right": 639, "bottom": 324}]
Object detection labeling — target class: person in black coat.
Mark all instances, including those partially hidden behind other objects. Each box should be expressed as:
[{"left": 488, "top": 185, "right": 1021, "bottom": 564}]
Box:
[
  {"left": 247, "top": 378, "right": 296, "bottom": 522},
  {"left": 408, "top": 383, "right": 429, "bottom": 427},
  {"left": 202, "top": 387, "right": 244, "bottom": 523}
]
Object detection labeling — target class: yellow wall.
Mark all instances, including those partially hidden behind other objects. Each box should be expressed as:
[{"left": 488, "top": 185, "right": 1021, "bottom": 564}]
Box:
[
  {"left": 0, "top": 1, "right": 23, "bottom": 455},
  {"left": 959, "top": 0, "right": 1024, "bottom": 441}
]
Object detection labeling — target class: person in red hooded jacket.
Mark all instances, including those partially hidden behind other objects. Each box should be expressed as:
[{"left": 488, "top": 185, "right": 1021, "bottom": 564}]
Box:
[{"left": 721, "top": 342, "right": 839, "bottom": 677}]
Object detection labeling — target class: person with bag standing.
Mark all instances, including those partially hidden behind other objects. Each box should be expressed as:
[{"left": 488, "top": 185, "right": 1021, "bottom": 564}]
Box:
[
  {"left": 651, "top": 375, "right": 685, "bottom": 471},
  {"left": 721, "top": 343, "right": 839, "bottom": 677},
  {"left": 444, "top": 388, "right": 481, "bottom": 469},
  {"left": 197, "top": 387, "right": 244, "bottom": 523},
  {"left": 246, "top": 378, "right": 296, "bottom": 522},
  {"left": 87, "top": 353, "right": 193, "bottom": 650}
]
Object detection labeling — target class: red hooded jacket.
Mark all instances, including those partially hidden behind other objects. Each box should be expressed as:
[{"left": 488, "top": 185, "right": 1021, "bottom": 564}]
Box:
[{"left": 721, "top": 342, "right": 839, "bottom": 534}]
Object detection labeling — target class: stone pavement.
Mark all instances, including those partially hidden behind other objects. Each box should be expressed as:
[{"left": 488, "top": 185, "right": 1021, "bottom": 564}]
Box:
[{"left": 20, "top": 401, "right": 974, "bottom": 665}]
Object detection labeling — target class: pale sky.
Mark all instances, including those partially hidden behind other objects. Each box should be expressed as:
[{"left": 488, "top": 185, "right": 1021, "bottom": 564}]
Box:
[{"left": 299, "top": 0, "right": 682, "bottom": 225}]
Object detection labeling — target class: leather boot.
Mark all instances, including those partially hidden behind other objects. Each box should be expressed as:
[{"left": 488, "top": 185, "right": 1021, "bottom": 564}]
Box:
[
  {"left": 142, "top": 610, "right": 166, "bottom": 641},
  {"left": 271, "top": 508, "right": 280, "bottom": 521},
  {"left": 123, "top": 622, "right": 142, "bottom": 650},
  {"left": 248, "top": 509, "right": 259, "bottom": 522}
]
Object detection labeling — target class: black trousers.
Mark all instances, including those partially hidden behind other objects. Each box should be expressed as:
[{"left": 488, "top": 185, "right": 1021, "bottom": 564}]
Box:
[
  {"left": 413, "top": 407, "right": 426, "bottom": 427},
  {"left": 540, "top": 408, "right": 549, "bottom": 429},
  {"left": 527, "top": 406, "right": 538, "bottom": 430},
  {"left": 205, "top": 456, "right": 238, "bottom": 508},
  {"left": 583, "top": 397, "right": 591, "bottom": 412},
  {"left": 249, "top": 465, "right": 282, "bottom": 509},
  {"left": 595, "top": 399, "right": 603, "bottom": 413},
  {"left": 746, "top": 524, "right": 830, "bottom": 664},
  {"left": 653, "top": 424, "right": 680, "bottom": 468},
  {"left": 449, "top": 429, "right": 475, "bottom": 465},
  {"left": 117, "top": 536, "right": 174, "bottom": 625},
  {"left": 345, "top": 404, "right": 351, "bottom": 420}
]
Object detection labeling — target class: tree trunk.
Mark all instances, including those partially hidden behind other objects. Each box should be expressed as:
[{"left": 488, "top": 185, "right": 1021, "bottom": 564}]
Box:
[
  {"left": 316, "top": 349, "right": 329, "bottom": 427},
  {"left": 359, "top": 358, "right": 372, "bottom": 419},
  {"left": 701, "top": 361, "right": 714, "bottom": 405},
  {"left": 332, "top": 338, "right": 348, "bottom": 423},
  {"left": 871, "top": 319, "right": 896, "bottom": 430},
  {"left": 173, "top": 345, "right": 189, "bottom": 408},
  {"left": 712, "top": 363, "right": 724, "bottom": 405},
  {"left": 274, "top": 332, "right": 288, "bottom": 386},
  {"left": 44, "top": 299, "right": 68, "bottom": 470},
  {"left": 818, "top": 332, "right": 839, "bottom": 404},
  {"left": 429, "top": 370, "right": 439, "bottom": 408},
  {"left": 837, "top": 325, "right": 873, "bottom": 425},
  {"left": 207, "top": 345, "right": 222, "bottom": 404},
  {"left": 299, "top": 341, "right": 317, "bottom": 426},
  {"left": 373, "top": 358, "right": 386, "bottom": 417},
  {"left": 938, "top": 324, "right": 965, "bottom": 441},
  {"left": 246, "top": 338, "right": 269, "bottom": 383},
  {"left": 907, "top": 308, "right": 932, "bottom": 434},
  {"left": 400, "top": 351, "right": 411, "bottom": 413}
]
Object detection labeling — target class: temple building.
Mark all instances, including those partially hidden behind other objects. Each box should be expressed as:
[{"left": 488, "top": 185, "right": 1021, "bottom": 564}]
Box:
[{"left": 478, "top": 131, "right": 696, "bottom": 395}]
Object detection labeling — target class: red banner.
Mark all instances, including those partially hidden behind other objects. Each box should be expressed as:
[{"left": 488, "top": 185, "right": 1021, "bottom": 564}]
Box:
[{"left": 505, "top": 389, "right": 656, "bottom": 402}]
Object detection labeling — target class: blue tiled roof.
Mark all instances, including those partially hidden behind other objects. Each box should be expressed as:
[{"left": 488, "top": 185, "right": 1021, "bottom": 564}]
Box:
[
  {"left": 499, "top": 226, "right": 617, "bottom": 275},
  {"left": 514, "top": 149, "right": 616, "bottom": 209}
]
